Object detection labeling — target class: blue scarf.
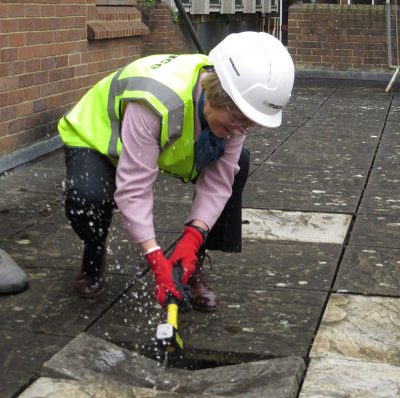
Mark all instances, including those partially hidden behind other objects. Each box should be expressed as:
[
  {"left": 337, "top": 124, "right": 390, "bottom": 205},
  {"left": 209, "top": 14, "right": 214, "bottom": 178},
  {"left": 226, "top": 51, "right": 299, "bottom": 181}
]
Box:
[{"left": 195, "top": 91, "right": 225, "bottom": 175}]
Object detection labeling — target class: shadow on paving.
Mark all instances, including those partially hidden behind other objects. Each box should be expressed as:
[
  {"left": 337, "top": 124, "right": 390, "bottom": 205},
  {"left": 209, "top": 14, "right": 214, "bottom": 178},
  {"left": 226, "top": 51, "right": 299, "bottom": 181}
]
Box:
[{"left": 1, "top": 79, "right": 400, "bottom": 397}]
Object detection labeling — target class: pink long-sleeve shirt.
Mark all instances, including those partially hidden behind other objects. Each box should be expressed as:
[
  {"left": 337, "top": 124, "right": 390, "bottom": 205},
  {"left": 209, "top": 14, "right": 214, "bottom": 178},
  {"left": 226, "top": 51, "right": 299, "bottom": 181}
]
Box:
[{"left": 114, "top": 73, "right": 245, "bottom": 244}]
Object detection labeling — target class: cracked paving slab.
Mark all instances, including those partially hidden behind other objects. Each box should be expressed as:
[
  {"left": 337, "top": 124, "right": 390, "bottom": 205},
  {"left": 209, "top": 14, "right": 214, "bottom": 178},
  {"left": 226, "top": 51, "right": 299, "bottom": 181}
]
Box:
[{"left": 20, "top": 332, "right": 305, "bottom": 398}]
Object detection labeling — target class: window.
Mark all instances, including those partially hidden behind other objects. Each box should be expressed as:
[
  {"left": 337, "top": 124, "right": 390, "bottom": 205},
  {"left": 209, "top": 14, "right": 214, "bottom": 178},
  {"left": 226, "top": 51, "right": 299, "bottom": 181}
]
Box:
[{"left": 162, "top": 0, "right": 275, "bottom": 14}]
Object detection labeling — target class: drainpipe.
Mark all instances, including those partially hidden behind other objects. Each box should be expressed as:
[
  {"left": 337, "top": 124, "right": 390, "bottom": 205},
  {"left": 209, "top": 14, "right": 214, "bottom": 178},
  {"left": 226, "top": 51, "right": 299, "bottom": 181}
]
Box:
[
  {"left": 173, "top": 0, "right": 205, "bottom": 54},
  {"left": 279, "top": 0, "right": 283, "bottom": 41}
]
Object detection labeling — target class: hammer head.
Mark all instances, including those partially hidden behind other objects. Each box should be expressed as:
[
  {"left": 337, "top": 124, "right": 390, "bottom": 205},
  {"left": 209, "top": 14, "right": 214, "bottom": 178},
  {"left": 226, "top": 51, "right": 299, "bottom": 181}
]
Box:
[{"left": 156, "top": 323, "right": 183, "bottom": 352}]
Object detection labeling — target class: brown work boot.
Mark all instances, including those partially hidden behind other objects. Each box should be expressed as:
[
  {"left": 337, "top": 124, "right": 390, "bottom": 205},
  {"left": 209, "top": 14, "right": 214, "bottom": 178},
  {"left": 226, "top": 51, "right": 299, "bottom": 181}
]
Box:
[
  {"left": 74, "top": 244, "right": 106, "bottom": 298},
  {"left": 189, "top": 250, "right": 219, "bottom": 312},
  {"left": 74, "top": 273, "right": 105, "bottom": 298}
]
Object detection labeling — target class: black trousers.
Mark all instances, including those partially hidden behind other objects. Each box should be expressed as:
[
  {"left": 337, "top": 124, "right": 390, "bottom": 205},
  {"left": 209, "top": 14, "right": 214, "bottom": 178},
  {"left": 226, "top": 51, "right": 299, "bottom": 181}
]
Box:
[{"left": 63, "top": 147, "right": 250, "bottom": 270}]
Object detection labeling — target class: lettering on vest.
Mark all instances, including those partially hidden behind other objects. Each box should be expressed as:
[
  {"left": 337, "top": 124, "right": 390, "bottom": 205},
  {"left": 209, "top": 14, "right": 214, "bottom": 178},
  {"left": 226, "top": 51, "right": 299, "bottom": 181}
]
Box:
[{"left": 150, "top": 54, "right": 179, "bottom": 69}]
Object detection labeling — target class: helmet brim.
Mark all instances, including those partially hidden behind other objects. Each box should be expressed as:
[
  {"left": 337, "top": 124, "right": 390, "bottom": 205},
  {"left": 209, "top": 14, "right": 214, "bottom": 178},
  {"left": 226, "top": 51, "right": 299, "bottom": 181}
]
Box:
[{"left": 231, "top": 87, "right": 283, "bottom": 128}]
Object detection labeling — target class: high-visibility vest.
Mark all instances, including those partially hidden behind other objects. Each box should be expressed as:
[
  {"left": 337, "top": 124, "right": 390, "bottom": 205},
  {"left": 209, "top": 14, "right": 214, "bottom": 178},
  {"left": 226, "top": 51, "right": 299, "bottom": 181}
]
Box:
[{"left": 58, "top": 54, "right": 211, "bottom": 182}]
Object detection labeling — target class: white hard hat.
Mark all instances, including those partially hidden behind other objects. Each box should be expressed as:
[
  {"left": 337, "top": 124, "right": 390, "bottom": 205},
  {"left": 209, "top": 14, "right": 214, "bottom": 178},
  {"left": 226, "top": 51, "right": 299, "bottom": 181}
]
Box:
[{"left": 209, "top": 31, "right": 295, "bottom": 128}]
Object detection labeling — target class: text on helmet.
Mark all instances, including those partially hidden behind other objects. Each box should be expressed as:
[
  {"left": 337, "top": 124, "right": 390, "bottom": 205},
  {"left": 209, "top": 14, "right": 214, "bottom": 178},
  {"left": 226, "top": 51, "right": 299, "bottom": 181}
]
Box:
[{"left": 263, "top": 100, "right": 283, "bottom": 110}]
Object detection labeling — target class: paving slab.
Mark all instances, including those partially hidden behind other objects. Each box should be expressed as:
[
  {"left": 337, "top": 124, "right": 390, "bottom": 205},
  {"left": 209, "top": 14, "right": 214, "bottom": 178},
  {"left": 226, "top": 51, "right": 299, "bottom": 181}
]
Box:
[
  {"left": 244, "top": 129, "right": 293, "bottom": 170},
  {"left": 392, "top": 90, "right": 400, "bottom": 101},
  {"left": 374, "top": 152, "right": 400, "bottom": 170},
  {"left": 88, "top": 278, "right": 327, "bottom": 361},
  {"left": 368, "top": 166, "right": 400, "bottom": 191},
  {"left": 0, "top": 267, "right": 132, "bottom": 335},
  {"left": 299, "top": 357, "right": 400, "bottom": 398},
  {"left": 18, "top": 377, "right": 217, "bottom": 398},
  {"left": 0, "top": 210, "right": 83, "bottom": 271},
  {"left": 377, "top": 129, "right": 400, "bottom": 149},
  {"left": 0, "top": 150, "right": 65, "bottom": 194},
  {"left": 386, "top": 104, "right": 400, "bottom": 122},
  {"left": 292, "top": 124, "right": 383, "bottom": 144},
  {"left": 315, "top": 86, "right": 390, "bottom": 118},
  {"left": 334, "top": 246, "right": 400, "bottom": 296},
  {"left": 1, "top": 370, "right": 36, "bottom": 398},
  {"left": 359, "top": 186, "right": 400, "bottom": 216},
  {"left": 333, "top": 84, "right": 390, "bottom": 100},
  {"left": 310, "top": 294, "right": 400, "bottom": 365},
  {"left": 0, "top": 165, "right": 64, "bottom": 194},
  {"left": 298, "top": 83, "right": 388, "bottom": 126},
  {"left": 380, "top": 124, "right": 400, "bottom": 150},
  {"left": 35, "top": 333, "right": 305, "bottom": 398},
  {"left": 247, "top": 163, "right": 367, "bottom": 190},
  {"left": 27, "top": 149, "right": 65, "bottom": 170},
  {"left": 282, "top": 86, "right": 335, "bottom": 127},
  {"left": 208, "top": 240, "right": 341, "bottom": 291},
  {"left": 179, "top": 287, "right": 326, "bottom": 361},
  {"left": 0, "top": 189, "right": 61, "bottom": 240},
  {"left": 0, "top": 330, "right": 70, "bottom": 398},
  {"left": 247, "top": 125, "right": 297, "bottom": 141},
  {"left": 0, "top": 207, "right": 181, "bottom": 278},
  {"left": 241, "top": 209, "right": 351, "bottom": 244},
  {"left": 283, "top": 135, "right": 378, "bottom": 155},
  {"left": 349, "top": 214, "right": 400, "bottom": 249},
  {"left": 243, "top": 183, "right": 360, "bottom": 213},
  {"left": 269, "top": 146, "right": 374, "bottom": 169}
]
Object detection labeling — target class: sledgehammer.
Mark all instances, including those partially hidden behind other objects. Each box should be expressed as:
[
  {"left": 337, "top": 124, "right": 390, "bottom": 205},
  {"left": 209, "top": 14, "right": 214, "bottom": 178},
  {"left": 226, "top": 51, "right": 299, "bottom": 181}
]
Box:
[
  {"left": 156, "top": 294, "right": 183, "bottom": 353},
  {"left": 156, "top": 263, "right": 188, "bottom": 365}
]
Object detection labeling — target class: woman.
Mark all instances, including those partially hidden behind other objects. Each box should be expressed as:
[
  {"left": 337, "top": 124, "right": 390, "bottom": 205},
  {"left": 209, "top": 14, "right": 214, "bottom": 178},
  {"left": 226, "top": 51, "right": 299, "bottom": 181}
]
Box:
[{"left": 58, "top": 31, "right": 295, "bottom": 311}]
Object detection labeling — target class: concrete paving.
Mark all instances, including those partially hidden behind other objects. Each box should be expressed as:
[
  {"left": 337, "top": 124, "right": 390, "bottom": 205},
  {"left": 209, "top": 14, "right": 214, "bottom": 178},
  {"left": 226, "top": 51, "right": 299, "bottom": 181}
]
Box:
[{"left": 1, "top": 78, "right": 400, "bottom": 397}]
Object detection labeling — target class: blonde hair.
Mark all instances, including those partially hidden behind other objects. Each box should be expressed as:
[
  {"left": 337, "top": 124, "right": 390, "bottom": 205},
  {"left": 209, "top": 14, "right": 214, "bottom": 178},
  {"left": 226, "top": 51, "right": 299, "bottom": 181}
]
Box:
[{"left": 202, "top": 72, "right": 236, "bottom": 108}]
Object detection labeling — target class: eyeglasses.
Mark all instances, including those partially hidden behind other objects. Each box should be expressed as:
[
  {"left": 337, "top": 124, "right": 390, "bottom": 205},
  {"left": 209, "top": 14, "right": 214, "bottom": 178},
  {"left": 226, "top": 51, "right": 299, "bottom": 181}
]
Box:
[{"left": 225, "top": 105, "right": 253, "bottom": 136}]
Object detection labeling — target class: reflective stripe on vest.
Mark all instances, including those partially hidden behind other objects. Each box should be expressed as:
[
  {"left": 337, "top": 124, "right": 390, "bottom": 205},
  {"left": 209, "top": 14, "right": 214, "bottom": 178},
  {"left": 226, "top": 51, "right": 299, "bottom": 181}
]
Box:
[{"left": 107, "top": 70, "right": 184, "bottom": 159}]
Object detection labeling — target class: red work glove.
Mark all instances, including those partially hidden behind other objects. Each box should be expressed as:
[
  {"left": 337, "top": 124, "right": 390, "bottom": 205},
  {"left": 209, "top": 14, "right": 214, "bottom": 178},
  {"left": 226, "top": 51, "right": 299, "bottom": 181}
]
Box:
[
  {"left": 145, "top": 248, "right": 182, "bottom": 307},
  {"left": 169, "top": 226, "right": 204, "bottom": 284}
]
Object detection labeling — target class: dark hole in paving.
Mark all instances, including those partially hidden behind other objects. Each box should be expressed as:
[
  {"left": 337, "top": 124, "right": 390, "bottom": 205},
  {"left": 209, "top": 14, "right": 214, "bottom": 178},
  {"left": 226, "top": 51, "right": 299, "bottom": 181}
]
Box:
[
  {"left": 117, "top": 341, "right": 234, "bottom": 371},
  {"left": 163, "top": 355, "right": 228, "bottom": 370},
  {"left": 114, "top": 347, "right": 227, "bottom": 371}
]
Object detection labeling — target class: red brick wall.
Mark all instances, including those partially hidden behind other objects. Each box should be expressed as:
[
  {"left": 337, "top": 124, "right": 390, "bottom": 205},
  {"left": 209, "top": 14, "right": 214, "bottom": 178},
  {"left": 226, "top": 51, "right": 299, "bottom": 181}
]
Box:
[
  {"left": 288, "top": 4, "right": 388, "bottom": 72},
  {"left": 139, "top": 2, "right": 190, "bottom": 56},
  {"left": 0, "top": 0, "right": 148, "bottom": 156}
]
